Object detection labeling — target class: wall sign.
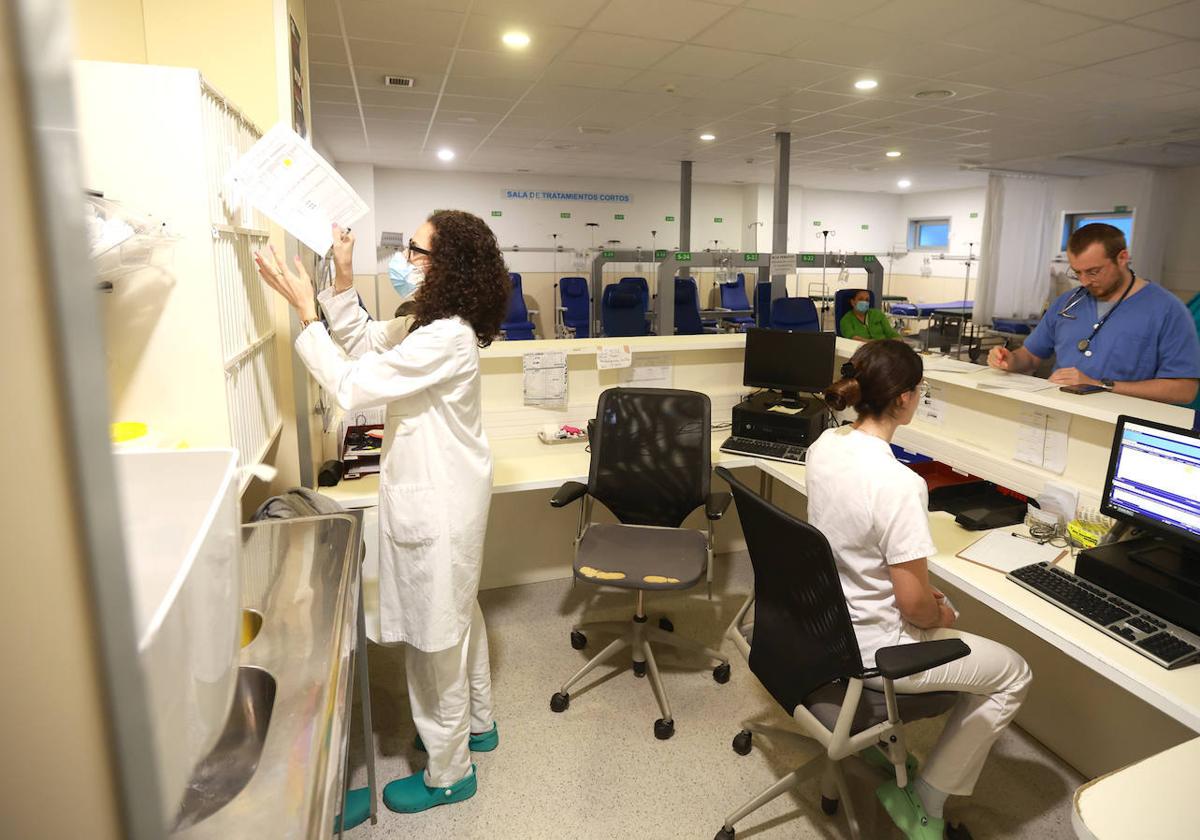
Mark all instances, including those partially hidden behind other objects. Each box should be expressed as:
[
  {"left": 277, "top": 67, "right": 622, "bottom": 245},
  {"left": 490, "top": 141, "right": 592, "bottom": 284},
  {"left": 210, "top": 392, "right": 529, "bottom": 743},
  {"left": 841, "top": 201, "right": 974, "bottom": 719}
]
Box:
[
  {"left": 743, "top": 253, "right": 759, "bottom": 261},
  {"left": 860, "top": 224, "right": 869, "bottom": 230},
  {"left": 675, "top": 251, "right": 692, "bottom": 262},
  {"left": 665, "top": 215, "right": 676, "bottom": 222},
  {"left": 614, "top": 213, "right": 625, "bottom": 220},
  {"left": 504, "top": 189, "right": 632, "bottom": 203},
  {"left": 560, "top": 212, "right": 571, "bottom": 219},
  {"left": 800, "top": 254, "right": 816, "bottom": 263},
  {"left": 654, "top": 249, "right": 668, "bottom": 260},
  {"left": 602, "top": 250, "right": 616, "bottom": 258},
  {"left": 969, "top": 212, "right": 979, "bottom": 219},
  {"left": 491, "top": 210, "right": 502, "bottom": 217},
  {"left": 812, "top": 220, "right": 822, "bottom": 226},
  {"left": 714, "top": 217, "right": 723, "bottom": 223}
]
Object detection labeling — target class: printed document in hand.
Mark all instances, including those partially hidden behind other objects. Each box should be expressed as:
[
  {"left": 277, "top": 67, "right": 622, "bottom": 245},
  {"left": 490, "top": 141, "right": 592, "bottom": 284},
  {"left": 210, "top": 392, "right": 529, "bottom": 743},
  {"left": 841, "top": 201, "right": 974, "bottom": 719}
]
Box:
[
  {"left": 973, "top": 368, "right": 1057, "bottom": 392},
  {"left": 225, "top": 123, "right": 367, "bottom": 254}
]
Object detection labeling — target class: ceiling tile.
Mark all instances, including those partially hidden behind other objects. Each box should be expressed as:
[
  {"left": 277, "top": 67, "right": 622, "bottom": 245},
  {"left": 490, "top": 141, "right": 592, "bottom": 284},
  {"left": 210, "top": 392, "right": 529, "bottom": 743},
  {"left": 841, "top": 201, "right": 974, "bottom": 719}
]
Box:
[
  {"left": 944, "top": 2, "right": 1106, "bottom": 50},
  {"left": 620, "top": 70, "right": 715, "bottom": 98},
  {"left": 770, "top": 89, "right": 862, "bottom": 112},
  {"left": 350, "top": 39, "right": 452, "bottom": 73},
  {"left": 1040, "top": 0, "right": 1184, "bottom": 21},
  {"left": 563, "top": 32, "right": 681, "bottom": 69},
  {"left": 457, "top": 15, "right": 578, "bottom": 55},
  {"left": 309, "top": 34, "right": 347, "bottom": 64},
  {"left": 833, "top": 99, "right": 916, "bottom": 119},
  {"left": 1040, "top": 25, "right": 1180, "bottom": 67},
  {"left": 785, "top": 24, "right": 901, "bottom": 65},
  {"left": 651, "top": 45, "right": 768, "bottom": 79},
  {"left": 744, "top": 0, "right": 892, "bottom": 22},
  {"left": 358, "top": 87, "right": 443, "bottom": 107},
  {"left": 1160, "top": 67, "right": 1200, "bottom": 87},
  {"left": 1087, "top": 42, "right": 1200, "bottom": 80},
  {"left": 872, "top": 41, "right": 998, "bottom": 79},
  {"left": 435, "top": 95, "right": 520, "bottom": 115},
  {"left": 541, "top": 61, "right": 641, "bottom": 89},
  {"left": 732, "top": 57, "right": 844, "bottom": 88},
  {"left": 701, "top": 77, "right": 795, "bottom": 103},
  {"left": 362, "top": 104, "right": 434, "bottom": 123},
  {"left": 306, "top": 1, "right": 342, "bottom": 36},
  {"left": 311, "top": 102, "right": 361, "bottom": 119},
  {"left": 450, "top": 49, "right": 552, "bottom": 81},
  {"left": 691, "top": 7, "right": 814, "bottom": 55},
  {"left": 944, "top": 55, "right": 1074, "bottom": 86},
  {"left": 589, "top": 0, "right": 732, "bottom": 42},
  {"left": 310, "top": 62, "right": 355, "bottom": 86},
  {"left": 311, "top": 84, "right": 360, "bottom": 104},
  {"left": 852, "top": 0, "right": 1012, "bottom": 39},
  {"left": 897, "top": 125, "right": 980, "bottom": 141},
  {"left": 891, "top": 106, "right": 983, "bottom": 125},
  {"left": 472, "top": 0, "right": 608, "bottom": 28},
  {"left": 443, "top": 75, "right": 532, "bottom": 98},
  {"left": 337, "top": 2, "right": 466, "bottom": 47},
  {"left": 1130, "top": 1, "right": 1200, "bottom": 39}
]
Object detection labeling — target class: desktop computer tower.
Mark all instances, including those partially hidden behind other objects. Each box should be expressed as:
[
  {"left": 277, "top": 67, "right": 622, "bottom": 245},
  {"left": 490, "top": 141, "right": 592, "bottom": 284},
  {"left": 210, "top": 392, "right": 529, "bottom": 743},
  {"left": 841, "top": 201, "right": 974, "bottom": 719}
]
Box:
[
  {"left": 732, "top": 392, "right": 828, "bottom": 448},
  {"left": 1077, "top": 536, "right": 1200, "bottom": 636}
]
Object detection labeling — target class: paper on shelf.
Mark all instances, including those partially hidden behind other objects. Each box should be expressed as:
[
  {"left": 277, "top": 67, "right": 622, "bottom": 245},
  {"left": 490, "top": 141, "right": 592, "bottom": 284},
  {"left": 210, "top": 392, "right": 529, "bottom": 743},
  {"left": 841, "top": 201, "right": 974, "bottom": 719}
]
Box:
[
  {"left": 225, "top": 123, "right": 367, "bottom": 253},
  {"left": 597, "top": 344, "right": 632, "bottom": 370},
  {"left": 974, "top": 369, "right": 1057, "bottom": 392},
  {"left": 1014, "top": 408, "right": 1071, "bottom": 474},
  {"left": 619, "top": 352, "right": 672, "bottom": 389},
  {"left": 956, "top": 530, "right": 1065, "bottom": 573},
  {"left": 922, "top": 355, "right": 986, "bottom": 374},
  {"left": 523, "top": 351, "right": 568, "bottom": 409},
  {"left": 916, "top": 382, "right": 948, "bottom": 426}
]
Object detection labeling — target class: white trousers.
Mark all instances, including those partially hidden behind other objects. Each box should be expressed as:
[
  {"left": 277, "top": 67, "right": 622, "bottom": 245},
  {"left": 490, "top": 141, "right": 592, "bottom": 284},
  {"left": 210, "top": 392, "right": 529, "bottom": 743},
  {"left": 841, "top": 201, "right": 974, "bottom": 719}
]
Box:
[
  {"left": 884, "top": 627, "right": 1032, "bottom": 797},
  {"left": 404, "top": 601, "right": 495, "bottom": 787}
]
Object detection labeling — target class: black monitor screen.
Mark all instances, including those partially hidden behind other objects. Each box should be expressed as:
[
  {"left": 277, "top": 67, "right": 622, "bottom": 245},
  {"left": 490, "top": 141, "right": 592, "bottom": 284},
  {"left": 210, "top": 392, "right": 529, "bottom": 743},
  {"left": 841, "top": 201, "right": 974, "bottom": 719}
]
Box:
[
  {"left": 1101, "top": 416, "right": 1200, "bottom": 546},
  {"left": 743, "top": 328, "right": 836, "bottom": 394}
]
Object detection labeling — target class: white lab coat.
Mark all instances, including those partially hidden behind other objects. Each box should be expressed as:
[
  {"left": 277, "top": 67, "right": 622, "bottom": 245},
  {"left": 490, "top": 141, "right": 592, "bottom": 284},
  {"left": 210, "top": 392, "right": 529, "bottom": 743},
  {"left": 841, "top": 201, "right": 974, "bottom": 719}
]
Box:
[{"left": 296, "top": 287, "right": 493, "bottom": 652}]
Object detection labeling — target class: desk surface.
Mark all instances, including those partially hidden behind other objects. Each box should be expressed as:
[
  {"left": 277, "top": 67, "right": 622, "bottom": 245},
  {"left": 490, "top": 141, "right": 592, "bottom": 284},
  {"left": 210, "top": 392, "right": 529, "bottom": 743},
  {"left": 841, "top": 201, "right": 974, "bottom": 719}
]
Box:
[
  {"left": 1071, "top": 736, "right": 1200, "bottom": 839},
  {"left": 758, "top": 459, "right": 1200, "bottom": 733}
]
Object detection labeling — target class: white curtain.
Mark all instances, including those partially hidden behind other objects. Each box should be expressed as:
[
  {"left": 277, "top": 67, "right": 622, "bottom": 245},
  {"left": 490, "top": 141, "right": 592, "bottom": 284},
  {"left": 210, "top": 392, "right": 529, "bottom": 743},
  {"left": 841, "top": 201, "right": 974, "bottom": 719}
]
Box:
[
  {"left": 1131, "top": 167, "right": 1175, "bottom": 285},
  {"left": 975, "top": 173, "right": 1054, "bottom": 323}
]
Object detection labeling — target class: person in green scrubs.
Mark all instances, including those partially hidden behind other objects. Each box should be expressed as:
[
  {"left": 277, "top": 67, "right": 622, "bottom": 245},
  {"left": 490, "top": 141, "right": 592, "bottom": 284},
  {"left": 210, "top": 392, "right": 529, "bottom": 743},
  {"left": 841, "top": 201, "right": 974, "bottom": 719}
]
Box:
[{"left": 841, "top": 289, "right": 900, "bottom": 341}]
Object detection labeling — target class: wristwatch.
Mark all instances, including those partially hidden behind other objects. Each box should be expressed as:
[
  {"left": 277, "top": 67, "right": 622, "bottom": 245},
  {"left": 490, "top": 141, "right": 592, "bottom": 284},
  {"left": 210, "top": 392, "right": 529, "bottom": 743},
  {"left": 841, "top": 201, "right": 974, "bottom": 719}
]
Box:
[
  {"left": 300, "top": 316, "right": 318, "bottom": 330},
  {"left": 1100, "top": 378, "right": 1115, "bottom": 391}
]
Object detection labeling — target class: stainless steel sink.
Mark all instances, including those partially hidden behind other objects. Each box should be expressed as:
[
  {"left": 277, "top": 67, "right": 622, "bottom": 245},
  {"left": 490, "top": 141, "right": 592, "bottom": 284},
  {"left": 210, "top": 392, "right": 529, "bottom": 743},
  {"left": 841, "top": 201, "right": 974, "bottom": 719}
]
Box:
[{"left": 172, "top": 667, "right": 276, "bottom": 831}]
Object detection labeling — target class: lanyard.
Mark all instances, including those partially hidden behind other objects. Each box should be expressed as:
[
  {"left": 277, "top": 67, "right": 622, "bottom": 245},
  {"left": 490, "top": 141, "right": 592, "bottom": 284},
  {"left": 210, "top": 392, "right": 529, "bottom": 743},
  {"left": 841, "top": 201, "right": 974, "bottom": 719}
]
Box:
[{"left": 1076, "top": 271, "right": 1135, "bottom": 358}]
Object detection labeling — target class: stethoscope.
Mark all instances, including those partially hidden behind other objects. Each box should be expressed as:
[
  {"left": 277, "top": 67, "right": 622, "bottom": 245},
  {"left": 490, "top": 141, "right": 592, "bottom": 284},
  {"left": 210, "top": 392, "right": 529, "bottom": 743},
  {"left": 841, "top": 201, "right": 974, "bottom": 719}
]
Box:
[{"left": 1058, "top": 270, "right": 1135, "bottom": 357}]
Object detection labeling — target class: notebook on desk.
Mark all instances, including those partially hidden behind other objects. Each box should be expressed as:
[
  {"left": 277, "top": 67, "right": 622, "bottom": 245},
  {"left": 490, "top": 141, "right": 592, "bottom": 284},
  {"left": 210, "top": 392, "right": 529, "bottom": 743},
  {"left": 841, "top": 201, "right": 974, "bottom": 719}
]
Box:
[{"left": 955, "top": 530, "right": 1066, "bottom": 573}]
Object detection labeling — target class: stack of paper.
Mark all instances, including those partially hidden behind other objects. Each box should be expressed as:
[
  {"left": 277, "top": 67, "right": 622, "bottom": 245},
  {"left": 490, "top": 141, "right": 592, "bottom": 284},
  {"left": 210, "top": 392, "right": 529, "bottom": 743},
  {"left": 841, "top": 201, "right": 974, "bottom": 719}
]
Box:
[{"left": 956, "top": 531, "right": 1065, "bottom": 573}]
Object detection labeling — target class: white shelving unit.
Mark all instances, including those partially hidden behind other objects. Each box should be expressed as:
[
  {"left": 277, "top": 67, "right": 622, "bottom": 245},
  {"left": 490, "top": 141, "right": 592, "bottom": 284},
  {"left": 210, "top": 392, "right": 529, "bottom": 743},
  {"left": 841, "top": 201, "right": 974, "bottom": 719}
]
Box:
[{"left": 73, "top": 61, "right": 282, "bottom": 490}]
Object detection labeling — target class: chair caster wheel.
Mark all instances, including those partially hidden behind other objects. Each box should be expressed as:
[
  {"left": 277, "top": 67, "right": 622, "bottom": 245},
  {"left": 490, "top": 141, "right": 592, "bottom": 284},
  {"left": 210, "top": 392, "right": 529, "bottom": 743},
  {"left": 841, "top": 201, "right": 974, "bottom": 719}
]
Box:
[
  {"left": 713, "top": 662, "right": 731, "bottom": 684},
  {"left": 550, "top": 692, "right": 570, "bottom": 713},
  {"left": 658, "top": 617, "right": 674, "bottom": 632},
  {"left": 654, "top": 718, "right": 674, "bottom": 740},
  {"left": 732, "top": 730, "right": 752, "bottom": 755},
  {"left": 820, "top": 796, "right": 839, "bottom": 816},
  {"left": 714, "top": 827, "right": 735, "bottom": 840},
  {"left": 570, "top": 630, "right": 587, "bottom": 650},
  {"left": 633, "top": 660, "right": 647, "bottom": 678}
]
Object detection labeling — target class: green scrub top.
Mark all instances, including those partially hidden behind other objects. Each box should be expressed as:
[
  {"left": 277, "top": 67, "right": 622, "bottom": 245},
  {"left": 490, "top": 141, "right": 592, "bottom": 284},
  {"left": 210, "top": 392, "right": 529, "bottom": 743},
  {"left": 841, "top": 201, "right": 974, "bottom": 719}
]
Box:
[{"left": 840, "top": 308, "right": 900, "bottom": 340}]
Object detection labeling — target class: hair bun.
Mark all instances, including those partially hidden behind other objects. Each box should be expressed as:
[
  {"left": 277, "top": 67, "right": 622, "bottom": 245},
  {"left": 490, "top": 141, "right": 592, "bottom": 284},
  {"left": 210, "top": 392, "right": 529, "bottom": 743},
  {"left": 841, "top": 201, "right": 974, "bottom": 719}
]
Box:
[{"left": 823, "top": 377, "right": 861, "bottom": 412}]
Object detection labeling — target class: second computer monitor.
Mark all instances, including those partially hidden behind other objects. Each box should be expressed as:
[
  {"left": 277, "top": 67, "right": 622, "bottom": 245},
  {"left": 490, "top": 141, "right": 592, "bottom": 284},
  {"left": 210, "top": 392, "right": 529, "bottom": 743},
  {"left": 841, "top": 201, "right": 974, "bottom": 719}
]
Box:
[{"left": 743, "top": 328, "right": 836, "bottom": 400}]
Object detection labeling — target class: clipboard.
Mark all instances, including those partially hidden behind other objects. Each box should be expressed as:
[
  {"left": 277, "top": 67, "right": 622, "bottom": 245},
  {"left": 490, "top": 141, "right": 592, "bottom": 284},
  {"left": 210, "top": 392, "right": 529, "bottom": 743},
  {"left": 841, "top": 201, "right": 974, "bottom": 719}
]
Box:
[{"left": 955, "top": 530, "right": 1066, "bottom": 573}]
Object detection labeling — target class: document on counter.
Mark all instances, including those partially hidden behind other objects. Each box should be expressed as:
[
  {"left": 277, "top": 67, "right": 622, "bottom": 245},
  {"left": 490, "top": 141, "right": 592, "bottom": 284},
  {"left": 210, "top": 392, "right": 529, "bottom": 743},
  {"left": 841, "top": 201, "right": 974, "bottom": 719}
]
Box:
[
  {"left": 915, "top": 382, "right": 948, "bottom": 426},
  {"left": 1014, "top": 408, "right": 1070, "bottom": 474},
  {"left": 619, "top": 352, "right": 672, "bottom": 388},
  {"left": 596, "top": 344, "right": 633, "bottom": 370},
  {"left": 956, "top": 531, "right": 1066, "bottom": 573},
  {"left": 922, "top": 355, "right": 986, "bottom": 374},
  {"left": 973, "top": 369, "right": 1057, "bottom": 392},
  {"left": 523, "top": 351, "right": 568, "bottom": 409},
  {"left": 225, "top": 123, "right": 368, "bottom": 254}
]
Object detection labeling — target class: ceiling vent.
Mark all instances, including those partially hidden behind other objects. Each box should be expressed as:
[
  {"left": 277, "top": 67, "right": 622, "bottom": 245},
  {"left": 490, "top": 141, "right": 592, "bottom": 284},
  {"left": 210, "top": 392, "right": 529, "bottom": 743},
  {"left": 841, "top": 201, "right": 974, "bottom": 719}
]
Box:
[{"left": 383, "top": 75, "right": 415, "bottom": 88}]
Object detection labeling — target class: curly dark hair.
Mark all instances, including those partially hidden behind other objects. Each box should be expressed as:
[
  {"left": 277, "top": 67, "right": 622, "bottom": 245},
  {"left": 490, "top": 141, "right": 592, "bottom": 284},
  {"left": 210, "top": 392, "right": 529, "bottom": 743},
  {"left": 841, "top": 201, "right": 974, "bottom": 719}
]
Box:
[{"left": 410, "top": 210, "right": 511, "bottom": 346}]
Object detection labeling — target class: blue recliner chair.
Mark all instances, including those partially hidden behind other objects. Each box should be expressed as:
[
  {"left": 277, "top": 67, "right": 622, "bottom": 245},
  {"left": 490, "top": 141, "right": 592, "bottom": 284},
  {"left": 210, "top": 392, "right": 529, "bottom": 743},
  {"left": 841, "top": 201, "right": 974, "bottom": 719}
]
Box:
[
  {"left": 618, "top": 277, "right": 650, "bottom": 315},
  {"left": 501, "top": 273, "right": 537, "bottom": 340},
  {"left": 834, "top": 288, "right": 875, "bottom": 337},
  {"left": 601, "top": 285, "right": 649, "bottom": 337},
  {"left": 754, "top": 282, "right": 773, "bottom": 328},
  {"left": 559, "top": 276, "right": 590, "bottom": 339},
  {"left": 673, "top": 277, "right": 705, "bottom": 335},
  {"left": 720, "top": 273, "right": 755, "bottom": 332},
  {"left": 771, "top": 297, "right": 820, "bottom": 332}
]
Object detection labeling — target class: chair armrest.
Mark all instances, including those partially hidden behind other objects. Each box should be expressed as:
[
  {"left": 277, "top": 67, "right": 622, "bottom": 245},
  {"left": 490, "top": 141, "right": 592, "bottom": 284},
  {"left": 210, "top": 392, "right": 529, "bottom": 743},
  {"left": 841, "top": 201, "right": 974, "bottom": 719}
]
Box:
[
  {"left": 706, "top": 491, "right": 732, "bottom": 520},
  {"left": 528, "top": 308, "right": 540, "bottom": 316},
  {"left": 873, "top": 638, "right": 970, "bottom": 681},
  {"left": 550, "top": 481, "right": 588, "bottom": 508}
]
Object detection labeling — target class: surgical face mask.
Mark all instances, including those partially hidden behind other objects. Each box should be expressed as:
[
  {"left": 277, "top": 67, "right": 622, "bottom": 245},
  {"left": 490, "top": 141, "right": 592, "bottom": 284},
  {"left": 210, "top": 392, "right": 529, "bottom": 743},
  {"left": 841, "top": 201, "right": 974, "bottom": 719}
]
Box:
[
  {"left": 854, "top": 300, "right": 870, "bottom": 313},
  {"left": 388, "top": 251, "right": 425, "bottom": 299}
]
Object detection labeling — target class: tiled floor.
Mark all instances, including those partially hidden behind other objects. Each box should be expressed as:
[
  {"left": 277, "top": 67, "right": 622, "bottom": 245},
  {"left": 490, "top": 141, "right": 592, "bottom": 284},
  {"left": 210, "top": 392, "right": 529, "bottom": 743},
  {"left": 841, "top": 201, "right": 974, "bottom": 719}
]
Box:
[{"left": 345, "top": 553, "right": 1082, "bottom": 839}]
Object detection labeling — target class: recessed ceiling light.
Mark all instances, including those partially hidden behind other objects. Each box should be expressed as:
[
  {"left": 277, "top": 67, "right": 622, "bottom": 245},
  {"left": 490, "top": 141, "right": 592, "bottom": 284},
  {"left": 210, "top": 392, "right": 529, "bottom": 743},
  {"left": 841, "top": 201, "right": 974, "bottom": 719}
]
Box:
[
  {"left": 437, "top": 148, "right": 455, "bottom": 161},
  {"left": 897, "top": 178, "right": 912, "bottom": 188},
  {"left": 501, "top": 31, "right": 531, "bottom": 49},
  {"left": 854, "top": 78, "right": 878, "bottom": 90},
  {"left": 699, "top": 133, "right": 716, "bottom": 141},
  {"left": 885, "top": 150, "right": 902, "bottom": 158},
  {"left": 913, "top": 89, "right": 955, "bottom": 100}
]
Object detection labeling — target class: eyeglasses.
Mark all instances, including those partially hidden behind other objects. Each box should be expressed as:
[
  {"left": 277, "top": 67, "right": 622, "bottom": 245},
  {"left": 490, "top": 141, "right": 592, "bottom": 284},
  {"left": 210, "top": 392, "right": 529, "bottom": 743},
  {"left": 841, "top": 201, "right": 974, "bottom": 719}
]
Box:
[
  {"left": 1065, "top": 263, "right": 1110, "bottom": 283},
  {"left": 407, "top": 239, "right": 432, "bottom": 259}
]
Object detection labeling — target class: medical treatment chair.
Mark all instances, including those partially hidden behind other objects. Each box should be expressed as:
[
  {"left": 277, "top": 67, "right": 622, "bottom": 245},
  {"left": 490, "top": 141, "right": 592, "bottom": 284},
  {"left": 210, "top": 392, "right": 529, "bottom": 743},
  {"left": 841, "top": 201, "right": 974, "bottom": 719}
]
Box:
[{"left": 501, "top": 273, "right": 537, "bottom": 340}]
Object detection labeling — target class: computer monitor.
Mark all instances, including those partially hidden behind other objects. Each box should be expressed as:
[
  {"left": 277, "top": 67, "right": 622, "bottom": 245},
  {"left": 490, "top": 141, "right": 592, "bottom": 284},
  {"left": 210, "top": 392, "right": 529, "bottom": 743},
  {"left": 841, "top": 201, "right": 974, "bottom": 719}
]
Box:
[
  {"left": 743, "top": 328, "right": 836, "bottom": 404},
  {"left": 1101, "top": 416, "right": 1200, "bottom": 566}
]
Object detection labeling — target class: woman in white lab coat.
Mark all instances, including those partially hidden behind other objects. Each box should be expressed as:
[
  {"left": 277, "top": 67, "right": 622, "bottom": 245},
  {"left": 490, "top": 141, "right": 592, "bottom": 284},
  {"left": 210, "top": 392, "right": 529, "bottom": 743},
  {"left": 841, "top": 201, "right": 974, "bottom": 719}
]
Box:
[{"left": 255, "top": 211, "right": 511, "bottom": 815}]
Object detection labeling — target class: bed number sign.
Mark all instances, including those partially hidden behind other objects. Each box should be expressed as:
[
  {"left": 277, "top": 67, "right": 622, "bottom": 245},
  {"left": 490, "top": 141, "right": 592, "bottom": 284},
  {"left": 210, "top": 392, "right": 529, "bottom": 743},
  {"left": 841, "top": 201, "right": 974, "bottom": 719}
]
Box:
[
  {"left": 675, "top": 251, "right": 692, "bottom": 262},
  {"left": 800, "top": 254, "right": 816, "bottom": 263},
  {"left": 743, "top": 253, "right": 759, "bottom": 262}
]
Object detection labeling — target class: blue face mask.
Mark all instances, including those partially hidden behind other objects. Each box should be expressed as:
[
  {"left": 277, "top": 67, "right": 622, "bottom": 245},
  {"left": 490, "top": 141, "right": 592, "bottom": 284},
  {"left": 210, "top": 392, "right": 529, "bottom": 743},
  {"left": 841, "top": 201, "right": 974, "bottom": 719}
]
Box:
[
  {"left": 388, "top": 251, "right": 425, "bottom": 299},
  {"left": 854, "top": 300, "right": 870, "bottom": 313}
]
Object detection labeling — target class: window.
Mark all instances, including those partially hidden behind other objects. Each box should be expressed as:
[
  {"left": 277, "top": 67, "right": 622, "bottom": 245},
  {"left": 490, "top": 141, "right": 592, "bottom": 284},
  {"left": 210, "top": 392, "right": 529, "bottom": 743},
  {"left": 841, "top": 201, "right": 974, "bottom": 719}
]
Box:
[
  {"left": 1062, "top": 211, "right": 1133, "bottom": 251},
  {"left": 908, "top": 218, "right": 950, "bottom": 251}
]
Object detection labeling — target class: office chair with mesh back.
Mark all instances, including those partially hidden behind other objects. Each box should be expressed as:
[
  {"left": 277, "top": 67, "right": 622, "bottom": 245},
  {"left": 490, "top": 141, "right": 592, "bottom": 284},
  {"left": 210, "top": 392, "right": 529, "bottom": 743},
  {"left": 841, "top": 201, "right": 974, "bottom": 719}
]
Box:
[
  {"left": 712, "top": 466, "right": 970, "bottom": 840},
  {"left": 548, "top": 388, "right": 733, "bottom": 740}
]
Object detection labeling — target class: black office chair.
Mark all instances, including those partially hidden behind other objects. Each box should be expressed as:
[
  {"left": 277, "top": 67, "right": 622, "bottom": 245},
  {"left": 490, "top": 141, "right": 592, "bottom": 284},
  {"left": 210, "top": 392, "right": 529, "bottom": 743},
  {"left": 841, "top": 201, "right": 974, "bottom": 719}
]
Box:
[
  {"left": 712, "top": 466, "right": 970, "bottom": 840},
  {"left": 548, "top": 388, "right": 732, "bottom": 740}
]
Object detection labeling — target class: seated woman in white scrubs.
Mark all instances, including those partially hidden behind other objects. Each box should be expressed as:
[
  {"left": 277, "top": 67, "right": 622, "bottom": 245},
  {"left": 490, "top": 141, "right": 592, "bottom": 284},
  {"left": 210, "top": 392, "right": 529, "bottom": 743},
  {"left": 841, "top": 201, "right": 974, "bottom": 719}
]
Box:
[
  {"left": 255, "top": 212, "right": 511, "bottom": 817},
  {"left": 805, "top": 339, "right": 1032, "bottom": 840}
]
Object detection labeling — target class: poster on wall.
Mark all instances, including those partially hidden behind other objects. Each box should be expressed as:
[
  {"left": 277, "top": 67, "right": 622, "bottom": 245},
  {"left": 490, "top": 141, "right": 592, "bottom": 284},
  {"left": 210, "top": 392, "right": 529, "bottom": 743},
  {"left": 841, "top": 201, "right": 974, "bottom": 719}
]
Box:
[{"left": 290, "top": 15, "right": 306, "bottom": 139}]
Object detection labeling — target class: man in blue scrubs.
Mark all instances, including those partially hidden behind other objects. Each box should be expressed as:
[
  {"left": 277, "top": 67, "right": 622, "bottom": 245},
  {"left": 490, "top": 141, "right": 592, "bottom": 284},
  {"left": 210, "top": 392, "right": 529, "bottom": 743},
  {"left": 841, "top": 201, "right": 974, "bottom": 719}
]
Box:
[{"left": 989, "top": 223, "right": 1200, "bottom": 405}]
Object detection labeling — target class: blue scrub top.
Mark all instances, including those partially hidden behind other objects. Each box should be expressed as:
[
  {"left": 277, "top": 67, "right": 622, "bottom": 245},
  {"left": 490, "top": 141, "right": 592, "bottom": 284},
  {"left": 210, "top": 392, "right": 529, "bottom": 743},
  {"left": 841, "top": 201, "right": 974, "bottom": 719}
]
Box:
[{"left": 1024, "top": 282, "right": 1200, "bottom": 382}]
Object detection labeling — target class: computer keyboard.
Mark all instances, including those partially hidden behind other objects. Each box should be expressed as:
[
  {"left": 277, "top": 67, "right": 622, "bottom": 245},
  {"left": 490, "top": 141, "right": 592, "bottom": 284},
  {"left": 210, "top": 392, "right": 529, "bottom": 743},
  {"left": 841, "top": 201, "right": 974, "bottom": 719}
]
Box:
[
  {"left": 1008, "top": 562, "right": 1200, "bottom": 670},
  {"left": 719, "top": 436, "right": 807, "bottom": 464}
]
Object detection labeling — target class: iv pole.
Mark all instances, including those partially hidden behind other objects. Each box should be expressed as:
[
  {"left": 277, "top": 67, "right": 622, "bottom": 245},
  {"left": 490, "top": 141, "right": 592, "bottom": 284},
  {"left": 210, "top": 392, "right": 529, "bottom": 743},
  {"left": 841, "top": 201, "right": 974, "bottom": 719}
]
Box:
[{"left": 931, "top": 242, "right": 977, "bottom": 359}]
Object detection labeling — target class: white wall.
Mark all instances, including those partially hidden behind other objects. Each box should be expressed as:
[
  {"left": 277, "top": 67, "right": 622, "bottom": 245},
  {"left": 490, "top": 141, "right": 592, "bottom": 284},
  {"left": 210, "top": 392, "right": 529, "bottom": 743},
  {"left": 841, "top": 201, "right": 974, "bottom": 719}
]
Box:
[
  {"left": 338, "top": 162, "right": 377, "bottom": 275},
  {"left": 1161, "top": 165, "right": 1200, "bottom": 301}
]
